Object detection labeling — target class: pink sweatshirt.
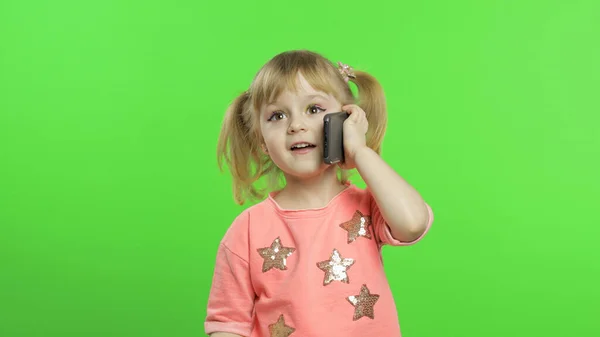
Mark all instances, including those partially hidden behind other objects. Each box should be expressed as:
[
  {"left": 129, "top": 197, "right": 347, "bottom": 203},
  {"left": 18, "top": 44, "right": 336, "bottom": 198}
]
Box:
[{"left": 205, "top": 183, "right": 433, "bottom": 336}]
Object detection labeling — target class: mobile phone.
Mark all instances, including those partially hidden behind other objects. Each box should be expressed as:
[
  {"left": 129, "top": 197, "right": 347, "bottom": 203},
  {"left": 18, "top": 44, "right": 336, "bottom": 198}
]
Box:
[{"left": 323, "top": 112, "right": 349, "bottom": 164}]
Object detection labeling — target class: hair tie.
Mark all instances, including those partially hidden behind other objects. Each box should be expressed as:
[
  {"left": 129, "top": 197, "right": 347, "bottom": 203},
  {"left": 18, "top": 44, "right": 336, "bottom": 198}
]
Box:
[{"left": 337, "top": 61, "right": 356, "bottom": 83}]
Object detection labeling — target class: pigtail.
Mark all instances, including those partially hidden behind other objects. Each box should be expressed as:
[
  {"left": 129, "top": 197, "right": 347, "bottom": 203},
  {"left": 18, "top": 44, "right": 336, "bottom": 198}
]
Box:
[
  {"left": 348, "top": 71, "right": 388, "bottom": 154},
  {"left": 217, "top": 91, "right": 271, "bottom": 205}
]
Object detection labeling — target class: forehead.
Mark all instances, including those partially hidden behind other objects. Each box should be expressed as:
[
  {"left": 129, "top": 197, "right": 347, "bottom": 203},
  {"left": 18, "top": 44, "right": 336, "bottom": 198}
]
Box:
[
  {"left": 251, "top": 68, "right": 341, "bottom": 111},
  {"left": 267, "top": 74, "right": 332, "bottom": 104}
]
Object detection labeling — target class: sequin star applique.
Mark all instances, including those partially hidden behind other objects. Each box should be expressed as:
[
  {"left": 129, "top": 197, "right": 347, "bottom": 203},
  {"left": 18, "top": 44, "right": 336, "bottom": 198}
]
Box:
[
  {"left": 257, "top": 237, "right": 295, "bottom": 273},
  {"left": 269, "top": 314, "right": 295, "bottom": 337},
  {"left": 347, "top": 284, "right": 380, "bottom": 320},
  {"left": 316, "top": 248, "right": 355, "bottom": 286},
  {"left": 339, "top": 210, "right": 372, "bottom": 243}
]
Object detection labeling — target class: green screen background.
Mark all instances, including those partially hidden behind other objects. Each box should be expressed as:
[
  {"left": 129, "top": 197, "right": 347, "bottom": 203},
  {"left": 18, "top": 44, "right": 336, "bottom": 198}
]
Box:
[{"left": 1, "top": 0, "right": 598, "bottom": 336}]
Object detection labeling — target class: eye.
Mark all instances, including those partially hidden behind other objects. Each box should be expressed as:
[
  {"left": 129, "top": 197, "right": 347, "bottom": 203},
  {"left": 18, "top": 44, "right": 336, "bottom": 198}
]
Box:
[
  {"left": 267, "top": 111, "right": 286, "bottom": 121},
  {"left": 308, "top": 104, "right": 326, "bottom": 114}
]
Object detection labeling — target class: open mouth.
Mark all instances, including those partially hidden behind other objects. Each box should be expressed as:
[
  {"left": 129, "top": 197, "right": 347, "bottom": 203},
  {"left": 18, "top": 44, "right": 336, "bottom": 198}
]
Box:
[{"left": 290, "top": 143, "right": 316, "bottom": 151}]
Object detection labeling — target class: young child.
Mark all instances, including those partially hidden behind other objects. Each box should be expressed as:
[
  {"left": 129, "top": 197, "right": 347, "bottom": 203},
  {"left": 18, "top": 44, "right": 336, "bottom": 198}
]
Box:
[{"left": 205, "top": 50, "right": 433, "bottom": 337}]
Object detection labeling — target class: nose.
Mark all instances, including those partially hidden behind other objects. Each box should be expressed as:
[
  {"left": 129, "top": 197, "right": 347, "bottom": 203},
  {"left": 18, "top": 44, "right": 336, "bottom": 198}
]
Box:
[{"left": 287, "top": 115, "right": 308, "bottom": 134}]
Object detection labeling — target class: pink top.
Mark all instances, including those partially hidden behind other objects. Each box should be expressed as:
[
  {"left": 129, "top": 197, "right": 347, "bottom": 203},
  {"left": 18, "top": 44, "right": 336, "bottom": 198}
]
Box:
[{"left": 205, "top": 184, "right": 433, "bottom": 336}]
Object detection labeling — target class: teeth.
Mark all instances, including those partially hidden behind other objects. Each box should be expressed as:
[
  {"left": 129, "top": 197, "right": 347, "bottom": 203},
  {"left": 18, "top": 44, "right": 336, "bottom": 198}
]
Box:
[{"left": 291, "top": 143, "right": 313, "bottom": 149}]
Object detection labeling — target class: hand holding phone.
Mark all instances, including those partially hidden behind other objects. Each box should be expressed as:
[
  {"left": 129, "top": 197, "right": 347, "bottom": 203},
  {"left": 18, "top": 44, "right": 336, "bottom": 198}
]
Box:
[{"left": 323, "top": 112, "right": 349, "bottom": 164}]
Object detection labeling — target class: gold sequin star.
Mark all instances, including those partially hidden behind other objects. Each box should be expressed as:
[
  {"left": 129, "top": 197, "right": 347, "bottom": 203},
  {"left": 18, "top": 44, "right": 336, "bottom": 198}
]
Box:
[
  {"left": 316, "top": 248, "right": 355, "bottom": 286},
  {"left": 268, "top": 314, "right": 295, "bottom": 337},
  {"left": 257, "top": 237, "right": 295, "bottom": 272},
  {"left": 347, "top": 284, "right": 380, "bottom": 320},
  {"left": 339, "top": 210, "right": 372, "bottom": 243}
]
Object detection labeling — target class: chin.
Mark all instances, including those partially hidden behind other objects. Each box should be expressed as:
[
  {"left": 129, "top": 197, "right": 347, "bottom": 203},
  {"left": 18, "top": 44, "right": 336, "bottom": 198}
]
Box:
[{"left": 283, "top": 164, "right": 332, "bottom": 180}]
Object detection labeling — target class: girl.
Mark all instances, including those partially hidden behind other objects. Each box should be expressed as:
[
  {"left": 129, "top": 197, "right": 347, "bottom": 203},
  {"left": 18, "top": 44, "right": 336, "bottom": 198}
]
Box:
[{"left": 206, "top": 50, "right": 433, "bottom": 337}]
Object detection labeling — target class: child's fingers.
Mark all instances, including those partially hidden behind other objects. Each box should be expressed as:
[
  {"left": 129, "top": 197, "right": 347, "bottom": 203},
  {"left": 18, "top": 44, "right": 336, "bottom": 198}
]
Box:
[{"left": 342, "top": 104, "right": 365, "bottom": 121}]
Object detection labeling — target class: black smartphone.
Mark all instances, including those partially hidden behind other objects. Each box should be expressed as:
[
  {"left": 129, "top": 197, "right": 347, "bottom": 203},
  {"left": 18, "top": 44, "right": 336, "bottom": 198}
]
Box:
[{"left": 323, "top": 112, "right": 349, "bottom": 164}]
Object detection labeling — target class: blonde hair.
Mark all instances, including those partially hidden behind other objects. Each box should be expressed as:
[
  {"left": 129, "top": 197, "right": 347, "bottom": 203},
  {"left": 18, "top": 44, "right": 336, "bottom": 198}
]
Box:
[{"left": 217, "top": 50, "right": 388, "bottom": 205}]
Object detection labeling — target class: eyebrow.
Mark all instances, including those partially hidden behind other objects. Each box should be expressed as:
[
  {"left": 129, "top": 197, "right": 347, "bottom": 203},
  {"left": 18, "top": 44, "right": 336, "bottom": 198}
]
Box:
[{"left": 267, "top": 93, "right": 330, "bottom": 107}]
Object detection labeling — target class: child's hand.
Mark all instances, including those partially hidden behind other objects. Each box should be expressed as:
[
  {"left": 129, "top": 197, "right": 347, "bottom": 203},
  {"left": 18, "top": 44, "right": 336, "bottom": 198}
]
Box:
[{"left": 338, "top": 104, "right": 369, "bottom": 170}]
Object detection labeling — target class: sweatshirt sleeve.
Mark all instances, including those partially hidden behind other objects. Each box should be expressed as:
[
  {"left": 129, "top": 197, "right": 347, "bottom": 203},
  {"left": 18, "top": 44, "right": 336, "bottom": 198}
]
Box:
[{"left": 205, "top": 212, "right": 255, "bottom": 336}]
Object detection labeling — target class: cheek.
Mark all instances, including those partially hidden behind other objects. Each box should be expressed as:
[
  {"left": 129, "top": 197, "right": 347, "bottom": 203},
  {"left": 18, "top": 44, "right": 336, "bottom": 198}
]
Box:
[
  {"left": 260, "top": 125, "right": 283, "bottom": 144},
  {"left": 309, "top": 116, "right": 325, "bottom": 133}
]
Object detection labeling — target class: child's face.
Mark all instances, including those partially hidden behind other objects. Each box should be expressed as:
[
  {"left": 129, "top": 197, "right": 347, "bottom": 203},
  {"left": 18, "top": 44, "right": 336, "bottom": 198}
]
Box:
[{"left": 259, "top": 73, "right": 343, "bottom": 179}]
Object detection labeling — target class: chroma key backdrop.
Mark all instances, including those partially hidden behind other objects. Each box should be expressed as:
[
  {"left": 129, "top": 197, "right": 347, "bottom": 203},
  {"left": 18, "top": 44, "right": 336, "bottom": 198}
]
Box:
[{"left": 0, "top": 0, "right": 598, "bottom": 336}]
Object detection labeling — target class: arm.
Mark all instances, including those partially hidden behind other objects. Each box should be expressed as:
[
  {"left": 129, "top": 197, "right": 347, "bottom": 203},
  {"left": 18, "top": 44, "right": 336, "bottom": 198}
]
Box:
[
  {"left": 211, "top": 333, "right": 244, "bottom": 337},
  {"left": 340, "top": 104, "right": 431, "bottom": 243},
  {"left": 354, "top": 145, "right": 430, "bottom": 242},
  {"left": 205, "top": 213, "right": 255, "bottom": 337}
]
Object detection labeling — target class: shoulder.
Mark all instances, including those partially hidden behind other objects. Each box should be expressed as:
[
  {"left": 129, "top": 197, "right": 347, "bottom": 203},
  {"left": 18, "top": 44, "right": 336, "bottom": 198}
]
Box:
[
  {"left": 220, "top": 198, "right": 275, "bottom": 249},
  {"left": 338, "top": 184, "right": 383, "bottom": 224},
  {"left": 326, "top": 184, "right": 378, "bottom": 221},
  {"left": 339, "top": 183, "right": 373, "bottom": 206}
]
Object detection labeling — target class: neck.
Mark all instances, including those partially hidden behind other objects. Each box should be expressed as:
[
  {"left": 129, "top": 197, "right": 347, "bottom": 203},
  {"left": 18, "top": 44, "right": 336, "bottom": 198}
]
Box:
[{"left": 274, "top": 166, "right": 348, "bottom": 210}]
